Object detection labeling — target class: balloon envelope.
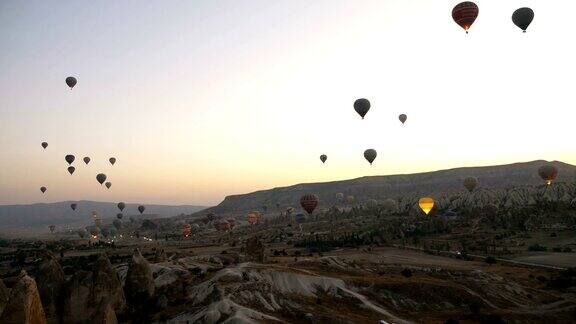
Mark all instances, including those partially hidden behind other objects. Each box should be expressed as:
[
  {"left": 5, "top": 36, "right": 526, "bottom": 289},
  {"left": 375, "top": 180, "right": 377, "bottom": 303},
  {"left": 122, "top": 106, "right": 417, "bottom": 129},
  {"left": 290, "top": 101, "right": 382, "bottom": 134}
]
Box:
[
  {"left": 67, "top": 166, "right": 75, "bottom": 175},
  {"left": 354, "top": 98, "right": 370, "bottom": 119},
  {"left": 65, "top": 76, "right": 77, "bottom": 89},
  {"left": 83, "top": 157, "right": 91, "bottom": 165},
  {"left": 300, "top": 194, "right": 319, "bottom": 215},
  {"left": 65, "top": 155, "right": 75, "bottom": 165},
  {"left": 70, "top": 203, "right": 77, "bottom": 211},
  {"left": 364, "top": 149, "right": 377, "bottom": 165},
  {"left": 117, "top": 202, "right": 125, "bottom": 211},
  {"left": 109, "top": 157, "right": 116, "bottom": 165},
  {"left": 452, "top": 2, "right": 479, "bottom": 33},
  {"left": 96, "top": 173, "right": 107, "bottom": 185},
  {"left": 116, "top": 213, "right": 123, "bottom": 220},
  {"left": 40, "top": 186, "right": 47, "bottom": 193},
  {"left": 320, "top": 154, "right": 327, "bottom": 163},
  {"left": 419, "top": 197, "right": 435, "bottom": 215},
  {"left": 41, "top": 142, "right": 48, "bottom": 149},
  {"left": 538, "top": 164, "right": 558, "bottom": 186},
  {"left": 105, "top": 182, "right": 112, "bottom": 189},
  {"left": 512, "top": 7, "right": 534, "bottom": 32},
  {"left": 138, "top": 205, "right": 145, "bottom": 214},
  {"left": 399, "top": 114, "right": 407, "bottom": 124}
]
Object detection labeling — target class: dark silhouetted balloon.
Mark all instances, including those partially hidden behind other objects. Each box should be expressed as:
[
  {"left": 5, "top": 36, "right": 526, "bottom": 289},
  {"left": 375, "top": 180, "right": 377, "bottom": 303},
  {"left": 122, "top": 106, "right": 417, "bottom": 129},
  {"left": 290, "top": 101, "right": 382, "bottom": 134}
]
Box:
[
  {"left": 512, "top": 7, "right": 534, "bottom": 32},
  {"left": 116, "top": 213, "right": 123, "bottom": 220},
  {"left": 138, "top": 205, "right": 145, "bottom": 214},
  {"left": 105, "top": 182, "right": 112, "bottom": 189},
  {"left": 70, "top": 203, "right": 77, "bottom": 211},
  {"left": 41, "top": 142, "right": 48, "bottom": 149},
  {"left": 399, "top": 114, "right": 407, "bottom": 124},
  {"left": 452, "top": 2, "right": 479, "bottom": 33},
  {"left": 320, "top": 154, "right": 327, "bottom": 164},
  {"left": 83, "top": 157, "right": 91, "bottom": 165},
  {"left": 65, "top": 155, "right": 75, "bottom": 165},
  {"left": 364, "top": 149, "right": 377, "bottom": 165},
  {"left": 65, "top": 77, "right": 77, "bottom": 89},
  {"left": 354, "top": 98, "right": 370, "bottom": 119},
  {"left": 300, "top": 194, "right": 319, "bottom": 215},
  {"left": 96, "top": 173, "right": 107, "bottom": 185},
  {"left": 67, "top": 166, "right": 75, "bottom": 175},
  {"left": 463, "top": 176, "right": 478, "bottom": 192},
  {"left": 40, "top": 186, "right": 47, "bottom": 193},
  {"left": 117, "top": 202, "right": 125, "bottom": 211},
  {"left": 538, "top": 164, "right": 558, "bottom": 186},
  {"left": 109, "top": 157, "right": 116, "bottom": 165},
  {"left": 49, "top": 225, "right": 55, "bottom": 233}
]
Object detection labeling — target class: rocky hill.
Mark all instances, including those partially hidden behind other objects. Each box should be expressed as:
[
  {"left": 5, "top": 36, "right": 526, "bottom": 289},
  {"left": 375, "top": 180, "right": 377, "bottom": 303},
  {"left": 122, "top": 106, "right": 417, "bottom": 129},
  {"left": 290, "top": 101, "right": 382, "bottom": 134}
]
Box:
[{"left": 199, "top": 160, "right": 576, "bottom": 216}]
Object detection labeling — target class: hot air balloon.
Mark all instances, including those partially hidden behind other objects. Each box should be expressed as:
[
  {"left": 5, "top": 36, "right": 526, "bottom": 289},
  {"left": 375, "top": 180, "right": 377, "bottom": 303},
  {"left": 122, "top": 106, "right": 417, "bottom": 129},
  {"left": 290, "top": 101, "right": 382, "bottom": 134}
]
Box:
[
  {"left": 300, "top": 194, "right": 319, "bottom": 215},
  {"left": 40, "top": 186, "right": 47, "bottom": 193},
  {"left": 463, "top": 176, "right": 478, "bottom": 192},
  {"left": 183, "top": 224, "right": 192, "bottom": 237},
  {"left": 138, "top": 205, "right": 145, "bottom": 214},
  {"left": 538, "top": 164, "right": 558, "bottom": 186},
  {"left": 364, "top": 149, "right": 377, "bottom": 165},
  {"left": 65, "top": 155, "right": 75, "bottom": 165},
  {"left": 418, "top": 197, "right": 435, "bottom": 215},
  {"left": 247, "top": 212, "right": 258, "bottom": 225},
  {"left": 512, "top": 7, "right": 534, "bottom": 32},
  {"left": 336, "top": 193, "right": 344, "bottom": 202},
  {"left": 89, "top": 226, "right": 100, "bottom": 238},
  {"left": 49, "top": 225, "right": 55, "bottom": 233},
  {"left": 109, "top": 157, "right": 116, "bottom": 165},
  {"left": 41, "top": 142, "right": 48, "bottom": 149},
  {"left": 105, "top": 182, "right": 112, "bottom": 189},
  {"left": 70, "top": 203, "right": 77, "bottom": 211},
  {"left": 452, "top": 2, "right": 479, "bottom": 34},
  {"left": 96, "top": 173, "right": 107, "bottom": 185},
  {"left": 399, "top": 114, "right": 407, "bottom": 124},
  {"left": 83, "top": 157, "right": 91, "bottom": 165},
  {"left": 116, "top": 213, "right": 123, "bottom": 220},
  {"left": 320, "top": 154, "right": 327, "bottom": 164},
  {"left": 67, "top": 166, "right": 75, "bottom": 175},
  {"left": 354, "top": 98, "right": 370, "bottom": 119},
  {"left": 117, "top": 202, "right": 125, "bottom": 211},
  {"left": 65, "top": 76, "right": 77, "bottom": 89}
]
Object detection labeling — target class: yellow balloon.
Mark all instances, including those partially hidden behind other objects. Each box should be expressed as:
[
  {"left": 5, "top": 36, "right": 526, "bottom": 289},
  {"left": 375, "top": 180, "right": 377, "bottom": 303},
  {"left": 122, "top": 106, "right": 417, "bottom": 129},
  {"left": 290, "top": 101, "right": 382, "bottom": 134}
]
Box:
[{"left": 418, "top": 197, "right": 434, "bottom": 215}]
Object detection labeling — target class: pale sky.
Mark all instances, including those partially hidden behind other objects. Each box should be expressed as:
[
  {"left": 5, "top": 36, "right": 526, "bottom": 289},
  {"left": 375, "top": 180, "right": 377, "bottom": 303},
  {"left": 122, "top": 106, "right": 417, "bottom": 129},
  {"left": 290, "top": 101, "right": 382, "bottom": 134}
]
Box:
[{"left": 1, "top": 0, "right": 574, "bottom": 206}]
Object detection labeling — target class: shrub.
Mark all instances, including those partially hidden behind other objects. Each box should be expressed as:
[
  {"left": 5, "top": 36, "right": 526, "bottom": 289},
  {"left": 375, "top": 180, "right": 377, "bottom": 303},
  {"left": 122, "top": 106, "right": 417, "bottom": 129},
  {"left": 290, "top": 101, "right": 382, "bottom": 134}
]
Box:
[
  {"left": 484, "top": 256, "right": 497, "bottom": 265},
  {"left": 400, "top": 268, "right": 413, "bottom": 278},
  {"left": 528, "top": 244, "right": 547, "bottom": 252}
]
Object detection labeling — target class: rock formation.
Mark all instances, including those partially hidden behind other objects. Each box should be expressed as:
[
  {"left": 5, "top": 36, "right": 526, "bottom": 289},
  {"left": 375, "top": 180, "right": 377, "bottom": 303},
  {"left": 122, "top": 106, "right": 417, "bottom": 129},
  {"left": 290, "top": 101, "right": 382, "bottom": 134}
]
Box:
[
  {"left": 124, "top": 249, "right": 155, "bottom": 312},
  {"left": 92, "top": 254, "right": 126, "bottom": 314},
  {"left": 245, "top": 237, "right": 264, "bottom": 262},
  {"left": 35, "top": 251, "right": 64, "bottom": 324},
  {"left": 0, "top": 278, "right": 10, "bottom": 317},
  {"left": 0, "top": 270, "right": 47, "bottom": 324}
]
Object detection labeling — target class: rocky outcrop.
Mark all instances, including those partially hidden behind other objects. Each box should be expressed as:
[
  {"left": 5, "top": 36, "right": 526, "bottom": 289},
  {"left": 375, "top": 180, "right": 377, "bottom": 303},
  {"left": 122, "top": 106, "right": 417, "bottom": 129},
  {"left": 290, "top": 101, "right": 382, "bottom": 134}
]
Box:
[
  {"left": 0, "top": 271, "right": 47, "bottom": 324},
  {"left": 0, "top": 278, "right": 10, "bottom": 317},
  {"left": 245, "top": 237, "right": 264, "bottom": 262},
  {"left": 124, "top": 249, "right": 155, "bottom": 307},
  {"left": 35, "top": 251, "right": 64, "bottom": 324},
  {"left": 62, "top": 254, "right": 124, "bottom": 323},
  {"left": 90, "top": 301, "right": 117, "bottom": 324},
  {"left": 92, "top": 254, "right": 125, "bottom": 314},
  {"left": 62, "top": 271, "right": 93, "bottom": 323},
  {"left": 153, "top": 248, "right": 167, "bottom": 263}
]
